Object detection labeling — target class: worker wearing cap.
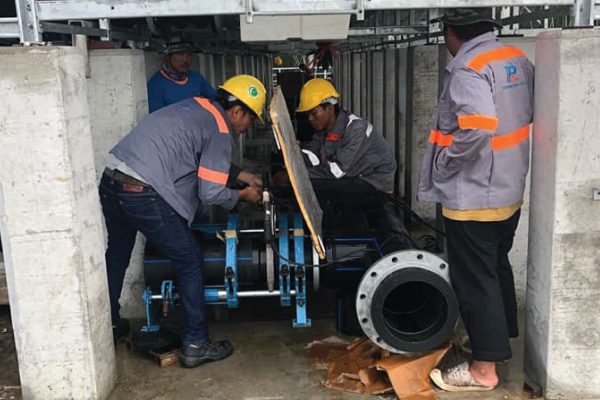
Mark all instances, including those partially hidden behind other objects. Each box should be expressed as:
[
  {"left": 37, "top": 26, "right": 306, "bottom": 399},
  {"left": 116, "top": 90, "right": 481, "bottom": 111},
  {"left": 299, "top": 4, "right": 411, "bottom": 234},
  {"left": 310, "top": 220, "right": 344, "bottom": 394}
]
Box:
[
  {"left": 147, "top": 41, "right": 217, "bottom": 113},
  {"left": 296, "top": 78, "right": 396, "bottom": 197},
  {"left": 100, "top": 75, "right": 266, "bottom": 368},
  {"left": 418, "top": 9, "right": 534, "bottom": 391}
]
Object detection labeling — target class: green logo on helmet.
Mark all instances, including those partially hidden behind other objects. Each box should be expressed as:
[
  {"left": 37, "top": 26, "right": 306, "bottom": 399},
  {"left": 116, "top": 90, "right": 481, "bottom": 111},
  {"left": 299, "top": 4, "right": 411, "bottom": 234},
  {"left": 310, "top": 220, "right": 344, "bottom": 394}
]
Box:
[{"left": 248, "top": 86, "right": 259, "bottom": 98}]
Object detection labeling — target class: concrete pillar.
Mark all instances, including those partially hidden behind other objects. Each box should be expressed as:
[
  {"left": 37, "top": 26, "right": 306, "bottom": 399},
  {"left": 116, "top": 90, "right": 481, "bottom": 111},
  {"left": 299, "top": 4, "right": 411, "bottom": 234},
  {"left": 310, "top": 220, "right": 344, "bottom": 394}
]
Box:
[
  {"left": 497, "top": 37, "right": 536, "bottom": 306},
  {"left": 0, "top": 47, "right": 116, "bottom": 399},
  {"left": 526, "top": 27, "right": 600, "bottom": 399},
  {"left": 410, "top": 45, "right": 447, "bottom": 220},
  {"left": 88, "top": 49, "right": 149, "bottom": 319}
]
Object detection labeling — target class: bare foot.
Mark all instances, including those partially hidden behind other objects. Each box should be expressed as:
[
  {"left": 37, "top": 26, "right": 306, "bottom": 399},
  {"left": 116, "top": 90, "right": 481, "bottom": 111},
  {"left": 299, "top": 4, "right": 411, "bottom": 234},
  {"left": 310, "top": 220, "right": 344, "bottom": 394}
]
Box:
[{"left": 469, "top": 360, "right": 499, "bottom": 388}]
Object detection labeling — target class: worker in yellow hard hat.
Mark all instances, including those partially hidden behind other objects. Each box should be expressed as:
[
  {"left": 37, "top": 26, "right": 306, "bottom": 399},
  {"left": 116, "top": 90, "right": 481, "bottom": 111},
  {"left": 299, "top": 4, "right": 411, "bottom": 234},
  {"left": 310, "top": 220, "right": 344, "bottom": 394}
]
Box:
[
  {"left": 100, "top": 74, "right": 266, "bottom": 369},
  {"left": 295, "top": 78, "right": 396, "bottom": 196}
]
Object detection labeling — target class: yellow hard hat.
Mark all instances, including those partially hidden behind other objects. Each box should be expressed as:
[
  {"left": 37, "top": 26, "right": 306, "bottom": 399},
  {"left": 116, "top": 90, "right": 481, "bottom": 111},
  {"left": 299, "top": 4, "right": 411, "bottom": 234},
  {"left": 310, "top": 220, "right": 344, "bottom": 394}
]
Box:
[
  {"left": 219, "top": 74, "right": 267, "bottom": 124},
  {"left": 296, "top": 78, "right": 340, "bottom": 113}
]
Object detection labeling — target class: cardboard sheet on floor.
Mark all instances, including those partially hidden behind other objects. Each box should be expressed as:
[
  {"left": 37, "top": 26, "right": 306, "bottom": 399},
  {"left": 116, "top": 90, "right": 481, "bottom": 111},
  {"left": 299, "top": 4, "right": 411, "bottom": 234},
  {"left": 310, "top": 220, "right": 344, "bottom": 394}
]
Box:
[
  {"left": 306, "top": 337, "right": 451, "bottom": 399},
  {"left": 269, "top": 86, "right": 325, "bottom": 259}
]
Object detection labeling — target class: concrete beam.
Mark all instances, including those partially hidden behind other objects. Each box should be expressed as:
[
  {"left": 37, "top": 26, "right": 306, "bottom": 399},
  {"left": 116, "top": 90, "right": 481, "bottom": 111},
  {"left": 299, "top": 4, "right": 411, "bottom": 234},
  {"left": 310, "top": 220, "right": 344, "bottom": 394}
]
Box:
[
  {"left": 0, "top": 46, "right": 116, "bottom": 399},
  {"left": 526, "top": 27, "right": 600, "bottom": 399}
]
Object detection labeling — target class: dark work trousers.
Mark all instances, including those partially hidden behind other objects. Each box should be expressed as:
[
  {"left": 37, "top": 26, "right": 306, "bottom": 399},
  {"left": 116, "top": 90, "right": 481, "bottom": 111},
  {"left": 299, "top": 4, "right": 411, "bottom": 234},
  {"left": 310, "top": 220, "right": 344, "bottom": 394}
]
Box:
[
  {"left": 444, "top": 209, "right": 521, "bottom": 362},
  {"left": 99, "top": 173, "right": 207, "bottom": 346}
]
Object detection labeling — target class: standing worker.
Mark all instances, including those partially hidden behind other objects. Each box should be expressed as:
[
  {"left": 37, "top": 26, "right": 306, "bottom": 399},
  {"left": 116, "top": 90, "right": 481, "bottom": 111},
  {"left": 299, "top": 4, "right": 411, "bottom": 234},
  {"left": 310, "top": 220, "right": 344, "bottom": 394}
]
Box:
[
  {"left": 418, "top": 9, "right": 534, "bottom": 391},
  {"left": 147, "top": 40, "right": 217, "bottom": 113},
  {"left": 100, "top": 75, "right": 266, "bottom": 368}
]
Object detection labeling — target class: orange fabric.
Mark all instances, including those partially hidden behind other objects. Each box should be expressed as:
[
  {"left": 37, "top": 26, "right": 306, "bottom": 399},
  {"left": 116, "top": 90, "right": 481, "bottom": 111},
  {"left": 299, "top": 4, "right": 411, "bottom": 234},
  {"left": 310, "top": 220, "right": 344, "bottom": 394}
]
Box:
[
  {"left": 428, "top": 130, "right": 453, "bottom": 147},
  {"left": 194, "top": 97, "right": 230, "bottom": 134},
  {"left": 197, "top": 166, "right": 228, "bottom": 185},
  {"left": 467, "top": 46, "right": 526, "bottom": 73},
  {"left": 458, "top": 114, "right": 498, "bottom": 131},
  {"left": 160, "top": 70, "right": 189, "bottom": 85},
  {"left": 492, "top": 125, "right": 530, "bottom": 151}
]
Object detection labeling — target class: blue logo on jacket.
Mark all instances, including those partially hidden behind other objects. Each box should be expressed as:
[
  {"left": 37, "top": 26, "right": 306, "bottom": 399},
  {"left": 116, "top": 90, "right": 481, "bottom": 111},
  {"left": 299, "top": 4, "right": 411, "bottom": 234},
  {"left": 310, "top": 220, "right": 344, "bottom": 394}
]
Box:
[{"left": 503, "top": 65, "right": 524, "bottom": 89}]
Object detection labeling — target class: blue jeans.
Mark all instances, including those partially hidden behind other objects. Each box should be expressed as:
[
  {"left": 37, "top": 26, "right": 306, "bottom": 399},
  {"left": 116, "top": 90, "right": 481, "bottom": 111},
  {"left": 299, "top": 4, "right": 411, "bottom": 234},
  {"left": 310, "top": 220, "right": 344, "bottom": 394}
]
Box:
[{"left": 99, "top": 173, "right": 208, "bottom": 345}]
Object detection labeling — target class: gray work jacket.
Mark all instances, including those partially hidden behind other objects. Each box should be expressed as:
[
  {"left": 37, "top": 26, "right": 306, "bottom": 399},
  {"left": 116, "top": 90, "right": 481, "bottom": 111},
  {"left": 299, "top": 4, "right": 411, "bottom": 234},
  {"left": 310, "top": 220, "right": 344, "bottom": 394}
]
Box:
[
  {"left": 418, "top": 32, "right": 534, "bottom": 210},
  {"left": 111, "top": 97, "right": 239, "bottom": 222},
  {"left": 302, "top": 110, "right": 396, "bottom": 193}
]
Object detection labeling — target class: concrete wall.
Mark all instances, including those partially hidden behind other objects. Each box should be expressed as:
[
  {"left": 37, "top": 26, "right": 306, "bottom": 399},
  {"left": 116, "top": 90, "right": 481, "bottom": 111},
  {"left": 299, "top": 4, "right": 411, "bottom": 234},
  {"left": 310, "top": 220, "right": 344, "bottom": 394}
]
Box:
[
  {"left": 526, "top": 27, "right": 600, "bottom": 399},
  {"left": 88, "top": 49, "right": 149, "bottom": 319},
  {"left": 0, "top": 47, "right": 115, "bottom": 399}
]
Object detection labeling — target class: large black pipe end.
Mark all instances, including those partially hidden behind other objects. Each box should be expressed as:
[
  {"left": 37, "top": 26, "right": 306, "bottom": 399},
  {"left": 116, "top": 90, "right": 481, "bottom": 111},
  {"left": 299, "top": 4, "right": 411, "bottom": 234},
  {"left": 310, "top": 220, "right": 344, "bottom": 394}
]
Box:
[{"left": 356, "top": 251, "right": 459, "bottom": 354}]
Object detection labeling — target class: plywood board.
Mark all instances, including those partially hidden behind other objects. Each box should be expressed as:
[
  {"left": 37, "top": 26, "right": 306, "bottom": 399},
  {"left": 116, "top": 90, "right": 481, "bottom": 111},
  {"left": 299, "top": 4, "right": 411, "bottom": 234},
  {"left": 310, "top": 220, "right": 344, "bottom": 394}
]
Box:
[{"left": 269, "top": 87, "right": 325, "bottom": 259}]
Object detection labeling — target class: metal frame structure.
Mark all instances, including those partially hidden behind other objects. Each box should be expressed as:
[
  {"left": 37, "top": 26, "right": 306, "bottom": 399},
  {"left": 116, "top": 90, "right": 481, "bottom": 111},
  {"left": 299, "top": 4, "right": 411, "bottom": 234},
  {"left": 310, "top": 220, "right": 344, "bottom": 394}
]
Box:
[{"left": 1, "top": 0, "right": 597, "bottom": 44}]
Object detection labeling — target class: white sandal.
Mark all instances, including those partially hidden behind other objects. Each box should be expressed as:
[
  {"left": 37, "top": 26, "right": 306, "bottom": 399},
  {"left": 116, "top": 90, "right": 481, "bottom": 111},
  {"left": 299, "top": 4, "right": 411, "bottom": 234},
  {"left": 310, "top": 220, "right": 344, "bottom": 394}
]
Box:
[{"left": 430, "top": 362, "right": 496, "bottom": 392}]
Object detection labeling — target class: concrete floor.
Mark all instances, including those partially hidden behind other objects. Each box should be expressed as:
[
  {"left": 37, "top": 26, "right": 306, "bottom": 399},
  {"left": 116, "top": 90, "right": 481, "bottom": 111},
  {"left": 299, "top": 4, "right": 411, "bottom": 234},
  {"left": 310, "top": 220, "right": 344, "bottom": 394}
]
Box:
[
  {"left": 109, "top": 317, "right": 532, "bottom": 400},
  {"left": 0, "top": 303, "right": 533, "bottom": 400}
]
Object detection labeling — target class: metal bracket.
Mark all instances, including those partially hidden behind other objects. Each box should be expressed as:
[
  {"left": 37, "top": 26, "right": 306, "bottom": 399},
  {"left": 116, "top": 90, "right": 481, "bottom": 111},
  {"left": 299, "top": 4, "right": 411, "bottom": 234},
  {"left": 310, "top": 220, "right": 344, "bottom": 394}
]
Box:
[
  {"left": 224, "top": 213, "right": 240, "bottom": 308},
  {"left": 15, "top": 0, "right": 42, "bottom": 43},
  {"left": 293, "top": 212, "right": 311, "bottom": 328},
  {"left": 98, "top": 18, "right": 110, "bottom": 41},
  {"left": 356, "top": 0, "right": 366, "bottom": 21},
  {"left": 141, "top": 287, "right": 160, "bottom": 333},
  {"left": 245, "top": 0, "right": 255, "bottom": 23},
  {"left": 278, "top": 212, "right": 291, "bottom": 306},
  {"left": 574, "top": 0, "right": 595, "bottom": 25}
]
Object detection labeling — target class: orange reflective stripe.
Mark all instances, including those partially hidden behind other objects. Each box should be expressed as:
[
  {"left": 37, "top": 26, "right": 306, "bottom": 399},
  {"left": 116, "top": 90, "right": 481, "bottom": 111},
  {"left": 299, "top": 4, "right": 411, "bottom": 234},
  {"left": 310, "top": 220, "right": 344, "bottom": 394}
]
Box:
[
  {"left": 491, "top": 125, "right": 530, "bottom": 151},
  {"left": 160, "top": 70, "right": 189, "bottom": 85},
  {"left": 197, "top": 166, "right": 228, "bottom": 185},
  {"left": 428, "top": 130, "right": 454, "bottom": 147},
  {"left": 467, "top": 46, "right": 526, "bottom": 73},
  {"left": 458, "top": 114, "right": 499, "bottom": 131},
  {"left": 194, "top": 97, "right": 229, "bottom": 134}
]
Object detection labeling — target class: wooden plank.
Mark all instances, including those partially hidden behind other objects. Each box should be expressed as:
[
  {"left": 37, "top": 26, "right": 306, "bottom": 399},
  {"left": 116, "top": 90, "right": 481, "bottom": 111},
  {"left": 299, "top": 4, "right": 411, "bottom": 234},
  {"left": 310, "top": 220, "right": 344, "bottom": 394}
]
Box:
[
  {"left": 269, "top": 87, "right": 325, "bottom": 259},
  {"left": 149, "top": 348, "right": 181, "bottom": 368}
]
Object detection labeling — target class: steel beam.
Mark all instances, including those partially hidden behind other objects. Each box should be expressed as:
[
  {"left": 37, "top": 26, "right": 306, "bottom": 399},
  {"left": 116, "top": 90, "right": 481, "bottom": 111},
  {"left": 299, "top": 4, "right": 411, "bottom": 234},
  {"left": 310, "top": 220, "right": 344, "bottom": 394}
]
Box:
[
  {"left": 36, "top": 0, "right": 573, "bottom": 21},
  {"left": 574, "top": 0, "right": 596, "bottom": 25},
  {"left": 16, "top": 0, "right": 41, "bottom": 42},
  {"left": 0, "top": 17, "right": 20, "bottom": 39}
]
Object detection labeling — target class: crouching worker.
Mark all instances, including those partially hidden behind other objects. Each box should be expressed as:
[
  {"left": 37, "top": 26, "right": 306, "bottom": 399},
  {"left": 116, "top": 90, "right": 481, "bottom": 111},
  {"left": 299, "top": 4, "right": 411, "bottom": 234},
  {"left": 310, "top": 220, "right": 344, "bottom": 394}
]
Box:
[
  {"left": 276, "top": 78, "right": 411, "bottom": 251},
  {"left": 99, "top": 74, "right": 266, "bottom": 368},
  {"left": 295, "top": 78, "right": 396, "bottom": 202}
]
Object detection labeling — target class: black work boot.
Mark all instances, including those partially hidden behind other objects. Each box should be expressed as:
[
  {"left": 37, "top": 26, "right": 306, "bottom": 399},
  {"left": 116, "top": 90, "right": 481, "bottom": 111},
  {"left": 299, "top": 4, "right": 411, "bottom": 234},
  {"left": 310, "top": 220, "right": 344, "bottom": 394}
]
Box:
[
  {"left": 180, "top": 340, "right": 233, "bottom": 368},
  {"left": 112, "top": 318, "right": 130, "bottom": 340}
]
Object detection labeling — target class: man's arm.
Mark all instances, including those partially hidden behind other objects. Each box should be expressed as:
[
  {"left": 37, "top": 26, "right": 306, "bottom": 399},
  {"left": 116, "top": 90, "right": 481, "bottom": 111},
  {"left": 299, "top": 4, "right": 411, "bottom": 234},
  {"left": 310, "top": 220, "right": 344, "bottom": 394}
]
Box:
[
  {"left": 309, "top": 119, "right": 370, "bottom": 179},
  {"left": 434, "top": 67, "right": 497, "bottom": 178},
  {"left": 197, "top": 133, "right": 240, "bottom": 209}
]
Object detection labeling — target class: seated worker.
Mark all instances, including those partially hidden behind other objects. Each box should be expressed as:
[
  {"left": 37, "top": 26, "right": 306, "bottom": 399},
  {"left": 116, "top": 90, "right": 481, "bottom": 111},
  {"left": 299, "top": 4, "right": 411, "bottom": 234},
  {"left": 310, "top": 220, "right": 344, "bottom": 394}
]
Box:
[
  {"left": 147, "top": 40, "right": 217, "bottom": 113},
  {"left": 296, "top": 78, "right": 396, "bottom": 201},
  {"left": 100, "top": 74, "right": 266, "bottom": 368},
  {"left": 272, "top": 78, "right": 410, "bottom": 252}
]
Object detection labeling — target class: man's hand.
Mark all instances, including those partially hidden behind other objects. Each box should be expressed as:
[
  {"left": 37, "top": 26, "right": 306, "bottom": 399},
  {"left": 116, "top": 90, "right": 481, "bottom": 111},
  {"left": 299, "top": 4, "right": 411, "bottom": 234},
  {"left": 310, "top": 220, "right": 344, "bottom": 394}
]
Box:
[
  {"left": 238, "top": 171, "right": 263, "bottom": 190},
  {"left": 238, "top": 185, "right": 262, "bottom": 204}
]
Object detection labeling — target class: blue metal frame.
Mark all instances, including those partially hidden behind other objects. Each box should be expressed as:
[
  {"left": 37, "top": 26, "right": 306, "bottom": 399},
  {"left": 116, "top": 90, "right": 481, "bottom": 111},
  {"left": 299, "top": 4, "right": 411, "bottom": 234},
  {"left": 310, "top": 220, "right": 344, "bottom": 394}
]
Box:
[
  {"left": 141, "top": 287, "right": 160, "bottom": 332},
  {"left": 293, "top": 212, "right": 311, "bottom": 327},
  {"left": 224, "top": 213, "right": 239, "bottom": 308},
  {"left": 278, "top": 212, "right": 291, "bottom": 306}
]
